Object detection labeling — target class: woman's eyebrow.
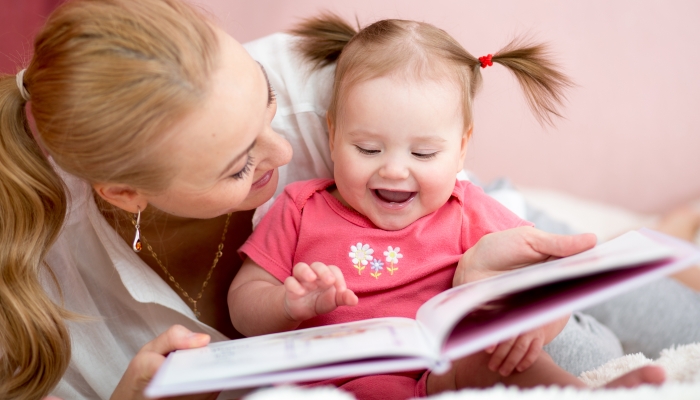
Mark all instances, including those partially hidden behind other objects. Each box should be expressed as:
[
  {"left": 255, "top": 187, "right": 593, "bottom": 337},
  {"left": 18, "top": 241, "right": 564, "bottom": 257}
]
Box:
[{"left": 256, "top": 61, "right": 274, "bottom": 107}]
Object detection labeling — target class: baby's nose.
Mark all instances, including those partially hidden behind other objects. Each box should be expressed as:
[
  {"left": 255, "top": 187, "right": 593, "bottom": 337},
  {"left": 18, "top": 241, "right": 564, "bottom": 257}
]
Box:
[{"left": 378, "top": 160, "right": 410, "bottom": 180}]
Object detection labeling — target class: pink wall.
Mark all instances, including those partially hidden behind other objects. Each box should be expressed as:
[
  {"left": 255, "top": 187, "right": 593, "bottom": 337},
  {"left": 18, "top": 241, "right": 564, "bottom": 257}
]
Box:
[
  {"left": 0, "top": 0, "right": 63, "bottom": 74},
  {"left": 4, "top": 1, "right": 698, "bottom": 213},
  {"left": 197, "top": 0, "right": 700, "bottom": 213}
]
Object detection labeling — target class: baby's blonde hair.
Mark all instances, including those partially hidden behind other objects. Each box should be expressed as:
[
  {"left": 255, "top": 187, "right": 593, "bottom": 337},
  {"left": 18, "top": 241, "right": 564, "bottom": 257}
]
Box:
[
  {"left": 291, "top": 13, "right": 572, "bottom": 132},
  {"left": 0, "top": 0, "right": 218, "bottom": 397}
]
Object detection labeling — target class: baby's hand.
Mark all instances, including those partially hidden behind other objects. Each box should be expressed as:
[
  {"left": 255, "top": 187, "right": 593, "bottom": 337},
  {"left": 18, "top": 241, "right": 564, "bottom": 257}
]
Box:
[
  {"left": 485, "top": 327, "right": 546, "bottom": 376},
  {"left": 283, "top": 262, "right": 359, "bottom": 322}
]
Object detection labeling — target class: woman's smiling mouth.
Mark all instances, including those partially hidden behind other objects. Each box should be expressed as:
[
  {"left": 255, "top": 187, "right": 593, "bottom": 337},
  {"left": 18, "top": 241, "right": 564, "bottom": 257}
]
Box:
[{"left": 251, "top": 170, "right": 273, "bottom": 190}]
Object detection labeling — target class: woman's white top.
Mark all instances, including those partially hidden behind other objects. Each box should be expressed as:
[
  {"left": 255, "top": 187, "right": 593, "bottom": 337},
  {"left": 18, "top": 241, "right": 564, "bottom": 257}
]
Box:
[{"left": 49, "top": 33, "right": 335, "bottom": 399}]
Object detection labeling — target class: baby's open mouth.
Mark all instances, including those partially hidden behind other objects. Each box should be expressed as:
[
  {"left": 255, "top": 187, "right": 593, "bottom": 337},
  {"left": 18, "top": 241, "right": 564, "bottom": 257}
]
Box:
[{"left": 374, "top": 189, "right": 416, "bottom": 204}]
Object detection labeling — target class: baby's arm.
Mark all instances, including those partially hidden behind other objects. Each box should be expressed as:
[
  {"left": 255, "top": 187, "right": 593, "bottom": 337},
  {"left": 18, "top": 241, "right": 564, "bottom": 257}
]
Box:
[{"left": 228, "top": 257, "right": 358, "bottom": 337}]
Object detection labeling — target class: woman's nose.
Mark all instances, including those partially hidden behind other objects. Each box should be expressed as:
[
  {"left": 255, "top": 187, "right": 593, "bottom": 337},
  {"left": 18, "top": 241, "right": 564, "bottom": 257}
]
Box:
[{"left": 256, "top": 126, "right": 293, "bottom": 170}]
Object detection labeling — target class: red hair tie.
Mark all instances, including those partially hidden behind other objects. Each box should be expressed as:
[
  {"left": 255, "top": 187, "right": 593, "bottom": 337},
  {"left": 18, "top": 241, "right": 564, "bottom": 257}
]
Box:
[{"left": 479, "top": 54, "right": 493, "bottom": 68}]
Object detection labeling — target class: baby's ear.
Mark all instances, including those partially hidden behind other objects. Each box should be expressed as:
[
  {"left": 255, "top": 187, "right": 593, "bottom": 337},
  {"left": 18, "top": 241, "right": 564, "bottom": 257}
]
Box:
[
  {"left": 458, "top": 124, "right": 472, "bottom": 170},
  {"left": 327, "top": 114, "right": 336, "bottom": 154}
]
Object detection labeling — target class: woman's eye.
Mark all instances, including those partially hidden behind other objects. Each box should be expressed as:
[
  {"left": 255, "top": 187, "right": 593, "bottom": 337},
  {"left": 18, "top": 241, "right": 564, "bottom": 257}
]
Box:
[
  {"left": 412, "top": 152, "right": 438, "bottom": 160},
  {"left": 268, "top": 84, "right": 277, "bottom": 108},
  {"left": 230, "top": 156, "right": 254, "bottom": 180},
  {"left": 355, "top": 146, "right": 380, "bottom": 155}
]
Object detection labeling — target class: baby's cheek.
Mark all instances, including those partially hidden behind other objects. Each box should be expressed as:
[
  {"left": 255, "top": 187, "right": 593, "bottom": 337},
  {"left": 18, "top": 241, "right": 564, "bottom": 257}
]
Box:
[{"left": 420, "top": 178, "right": 455, "bottom": 211}]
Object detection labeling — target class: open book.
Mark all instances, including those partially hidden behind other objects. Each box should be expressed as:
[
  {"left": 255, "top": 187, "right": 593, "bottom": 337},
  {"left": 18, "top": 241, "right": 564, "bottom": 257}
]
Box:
[{"left": 146, "top": 228, "right": 700, "bottom": 398}]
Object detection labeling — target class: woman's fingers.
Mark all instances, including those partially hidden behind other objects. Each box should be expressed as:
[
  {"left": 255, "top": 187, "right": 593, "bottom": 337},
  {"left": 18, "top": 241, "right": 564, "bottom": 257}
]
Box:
[
  {"left": 140, "top": 324, "right": 210, "bottom": 356},
  {"left": 455, "top": 227, "right": 598, "bottom": 286},
  {"left": 527, "top": 229, "right": 597, "bottom": 259},
  {"left": 112, "top": 325, "right": 211, "bottom": 400},
  {"left": 128, "top": 351, "right": 169, "bottom": 393}
]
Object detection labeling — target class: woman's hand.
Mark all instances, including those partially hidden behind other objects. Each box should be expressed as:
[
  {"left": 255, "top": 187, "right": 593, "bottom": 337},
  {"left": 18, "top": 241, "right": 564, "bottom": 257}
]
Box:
[
  {"left": 284, "top": 262, "right": 359, "bottom": 322},
  {"left": 110, "top": 325, "right": 217, "bottom": 400},
  {"left": 454, "top": 226, "right": 597, "bottom": 287}
]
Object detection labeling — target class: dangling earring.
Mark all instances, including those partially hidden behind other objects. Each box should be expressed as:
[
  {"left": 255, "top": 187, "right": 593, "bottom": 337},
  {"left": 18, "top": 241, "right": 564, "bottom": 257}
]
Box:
[{"left": 132, "top": 206, "right": 142, "bottom": 253}]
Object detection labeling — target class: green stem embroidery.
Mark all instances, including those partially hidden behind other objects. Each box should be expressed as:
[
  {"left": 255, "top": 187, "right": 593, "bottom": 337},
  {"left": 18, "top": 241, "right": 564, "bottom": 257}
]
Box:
[
  {"left": 387, "top": 261, "right": 398, "bottom": 275},
  {"left": 354, "top": 263, "right": 365, "bottom": 275}
]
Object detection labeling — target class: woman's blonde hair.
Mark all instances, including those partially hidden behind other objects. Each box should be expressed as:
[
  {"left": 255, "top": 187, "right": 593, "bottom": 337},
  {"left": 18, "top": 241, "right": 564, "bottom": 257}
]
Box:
[
  {"left": 0, "top": 0, "right": 218, "bottom": 397},
  {"left": 291, "top": 13, "right": 572, "bottom": 131}
]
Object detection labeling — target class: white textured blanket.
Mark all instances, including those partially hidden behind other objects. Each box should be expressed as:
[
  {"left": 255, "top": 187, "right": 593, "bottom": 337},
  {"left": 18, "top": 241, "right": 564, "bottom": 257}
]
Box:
[{"left": 242, "top": 343, "right": 700, "bottom": 399}]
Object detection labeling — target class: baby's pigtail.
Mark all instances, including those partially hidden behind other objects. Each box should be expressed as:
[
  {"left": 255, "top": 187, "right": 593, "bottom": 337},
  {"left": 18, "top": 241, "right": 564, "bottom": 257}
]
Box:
[
  {"left": 290, "top": 12, "right": 358, "bottom": 70},
  {"left": 491, "top": 38, "right": 573, "bottom": 125}
]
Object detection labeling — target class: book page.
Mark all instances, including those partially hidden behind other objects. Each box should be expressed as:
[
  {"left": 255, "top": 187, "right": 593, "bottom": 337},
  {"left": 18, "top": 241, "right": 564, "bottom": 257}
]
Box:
[
  {"left": 415, "top": 230, "right": 676, "bottom": 350},
  {"left": 147, "top": 317, "right": 434, "bottom": 397}
]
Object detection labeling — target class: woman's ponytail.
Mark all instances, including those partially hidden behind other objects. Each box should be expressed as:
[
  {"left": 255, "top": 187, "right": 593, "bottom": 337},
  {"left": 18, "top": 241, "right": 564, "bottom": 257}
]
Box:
[
  {"left": 290, "top": 12, "right": 358, "bottom": 70},
  {"left": 491, "top": 38, "right": 573, "bottom": 125},
  {"left": 0, "top": 73, "right": 71, "bottom": 399}
]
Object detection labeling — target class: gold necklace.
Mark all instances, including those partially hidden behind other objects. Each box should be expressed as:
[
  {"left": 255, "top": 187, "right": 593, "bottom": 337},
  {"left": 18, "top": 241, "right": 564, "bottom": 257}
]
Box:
[{"left": 132, "top": 213, "right": 232, "bottom": 319}]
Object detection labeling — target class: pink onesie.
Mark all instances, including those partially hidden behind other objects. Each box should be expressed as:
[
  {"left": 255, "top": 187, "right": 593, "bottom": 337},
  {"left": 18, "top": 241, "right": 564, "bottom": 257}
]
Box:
[{"left": 239, "top": 178, "right": 532, "bottom": 399}]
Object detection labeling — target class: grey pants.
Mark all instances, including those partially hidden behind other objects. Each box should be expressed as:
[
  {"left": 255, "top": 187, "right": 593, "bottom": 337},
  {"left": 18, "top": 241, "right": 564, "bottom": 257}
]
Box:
[
  {"left": 479, "top": 178, "right": 700, "bottom": 376},
  {"left": 544, "top": 278, "right": 700, "bottom": 376}
]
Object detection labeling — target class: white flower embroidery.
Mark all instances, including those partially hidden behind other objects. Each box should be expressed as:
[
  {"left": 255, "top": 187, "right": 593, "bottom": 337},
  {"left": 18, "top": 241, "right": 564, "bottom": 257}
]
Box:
[
  {"left": 384, "top": 246, "right": 403, "bottom": 264},
  {"left": 384, "top": 246, "right": 403, "bottom": 275},
  {"left": 349, "top": 243, "right": 374, "bottom": 266},
  {"left": 349, "top": 243, "right": 374, "bottom": 275}
]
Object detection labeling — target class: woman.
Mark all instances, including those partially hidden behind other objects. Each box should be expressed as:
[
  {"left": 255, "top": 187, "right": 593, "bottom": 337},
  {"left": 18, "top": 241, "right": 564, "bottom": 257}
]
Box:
[{"left": 2, "top": 0, "right": 292, "bottom": 398}]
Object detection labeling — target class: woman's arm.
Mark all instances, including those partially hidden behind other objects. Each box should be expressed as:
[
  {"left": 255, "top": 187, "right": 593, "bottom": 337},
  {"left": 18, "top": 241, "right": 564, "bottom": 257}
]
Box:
[
  {"left": 228, "top": 258, "right": 358, "bottom": 337},
  {"left": 110, "top": 325, "right": 217, "bottom": 400},
  {"left": 453, "top": 227, "right": 594, "bottom": 376},
  {"left": 454, "top": 226, "right": 597, "bottom": 287}
]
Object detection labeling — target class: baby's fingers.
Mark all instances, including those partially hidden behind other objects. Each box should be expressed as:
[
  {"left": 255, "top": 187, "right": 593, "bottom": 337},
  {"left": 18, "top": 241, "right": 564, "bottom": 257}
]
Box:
[
  {"left": 487, "top": 338, "right": 515, "bottom": 372},
  {"left": 496, "top": 337, "right": 531, "bottom": 376},
  {"left": 284, "top": 276, "right": 307, "bottom": 298},
  {"left": 339, "top": 288, "right": 359, "bottom": 306},
  {"left": 515, "top": 336, "right": 543, "bottom": 373},
  {"left": 292, "top": 262, "right": 317, "bottom": 284},
  {"left": 308, "top": 262, "right": 337, "bottom": 287},
  {"left": 328, "top": 265, "right": 358, "bottom": 306}
]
